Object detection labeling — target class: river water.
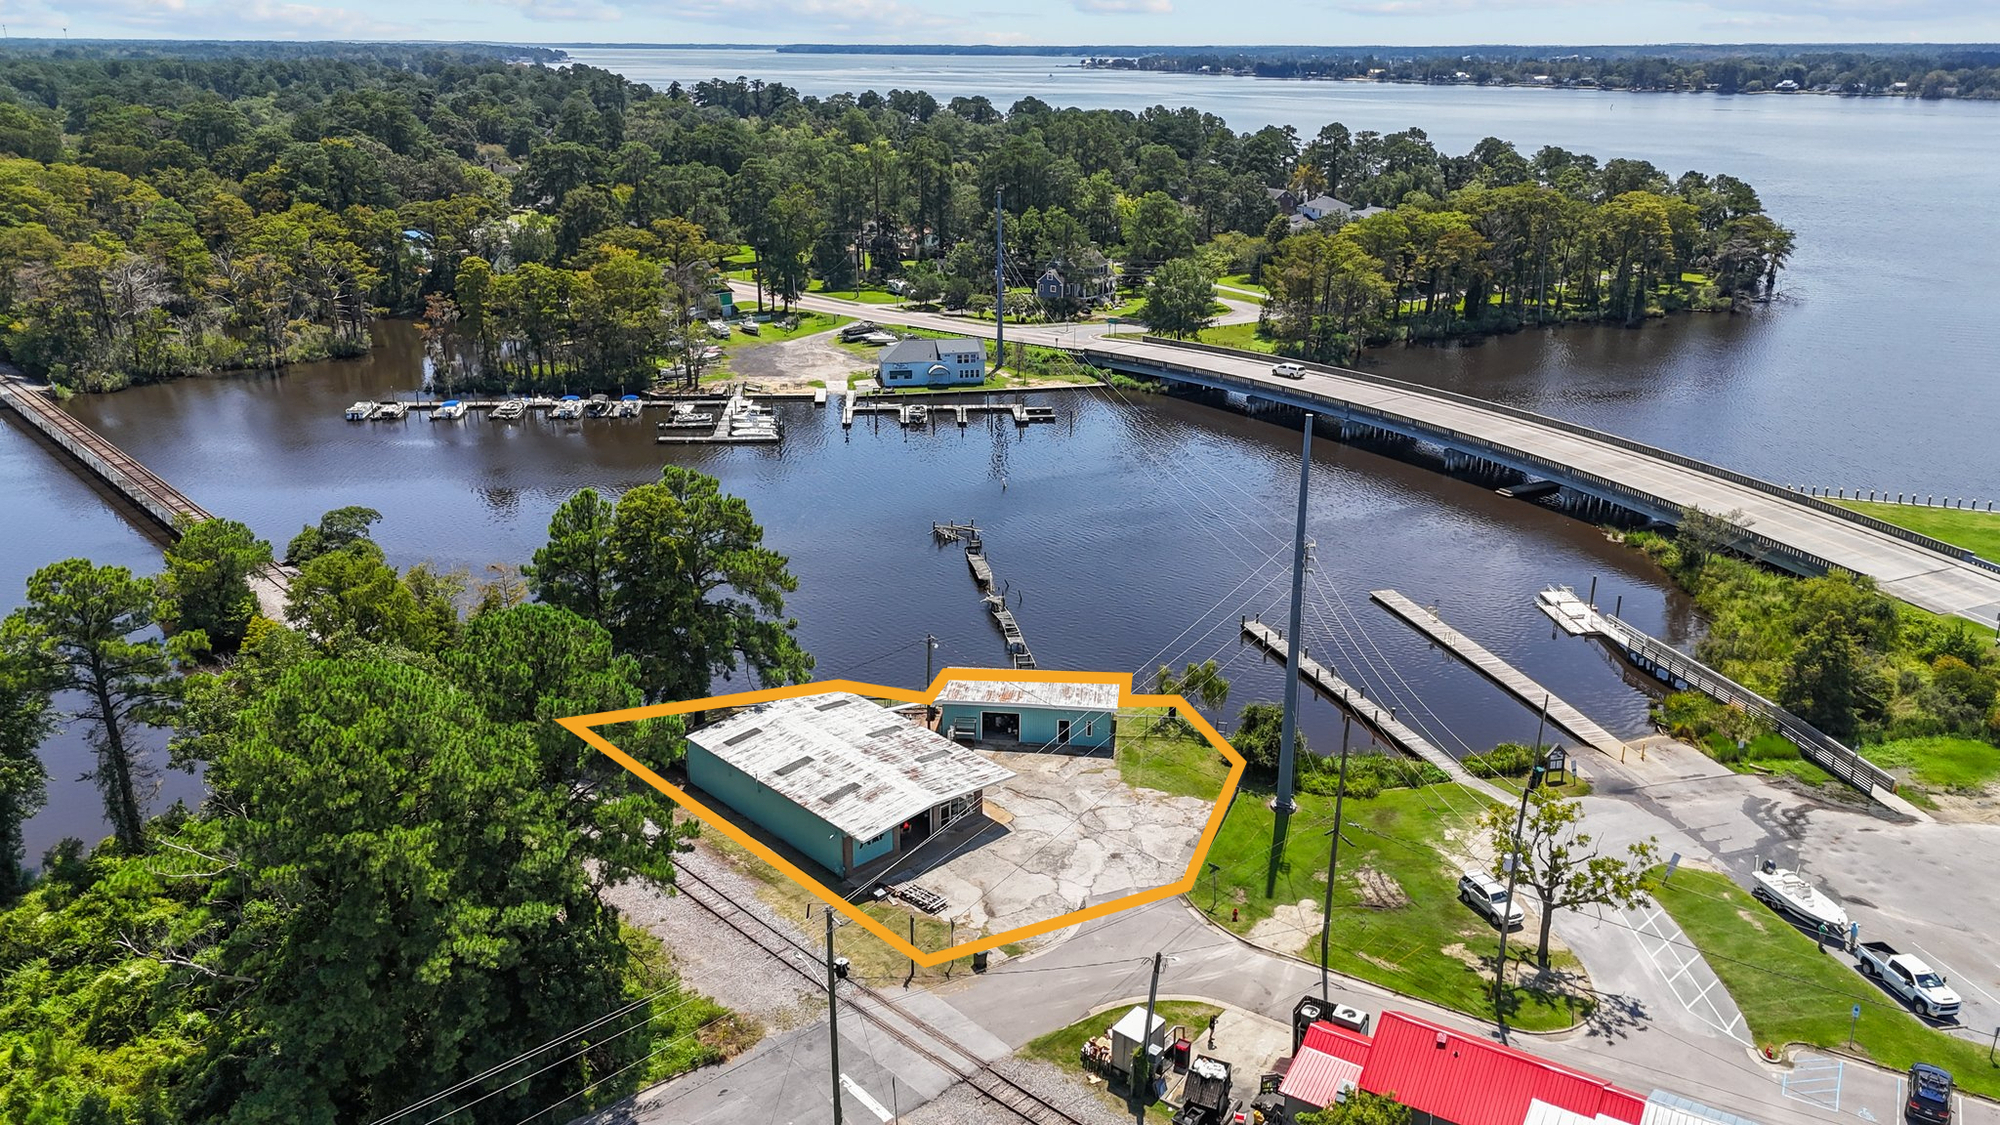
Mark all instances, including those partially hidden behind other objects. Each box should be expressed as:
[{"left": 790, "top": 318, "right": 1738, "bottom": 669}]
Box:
[{"left": 11, "top": 49, "right": 1999, "bottom": 855}]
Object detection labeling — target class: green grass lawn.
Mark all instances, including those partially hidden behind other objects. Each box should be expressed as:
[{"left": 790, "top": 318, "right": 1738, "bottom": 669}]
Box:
[
  {"left": 805, "top": 280, "right": 908, "bottom": 304},
  {"left": 1864, "top": 736, "right": 2000, "bottom": 791},
  {"left": 1025, "top": 1000, "right": 1223, "bottom": 1121},
  {"left": 1218, "top": 273, "right": 1269, "bottom": 297},
  {"left": 1835, "top": 499, "right": 2000, "bottom": 561},
  {"left": 1201, "top": 782, "right": 1588, "bottom": 1032},
  {"left": 1116, "top": 708, "right": 1236, "bottom": 800},
  {"left": 1193, "top": 323, "right": 1279, "bottom": 354},
  {"left": 1650, "top": 868, "right": 2000, "bottom": 1096},
  {"left": 727, "top": 311, "right": 851, "bottom": 349}
]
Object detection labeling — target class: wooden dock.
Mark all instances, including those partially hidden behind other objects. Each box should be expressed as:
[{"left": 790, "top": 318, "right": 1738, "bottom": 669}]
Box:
[
  {"left": 1368, "top": 589, "right": 1627, "bottom": 762},
  {"left": 1, "top": 368, "right": 292, "bottom": 617},
  {"left": 844, "top": 398, "right": 1055, "bottom": 429},
  {"left": 938, "top": 521, "right": 1036, "bottom": 668},
  {"left": 1240, "top": 617, "right": 1504, "bottom": 800}
]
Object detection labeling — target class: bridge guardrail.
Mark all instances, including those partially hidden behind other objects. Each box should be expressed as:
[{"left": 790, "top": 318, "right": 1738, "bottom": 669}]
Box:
[
  {"left": 1135, "top": 337, "right": 1998, "bottom": 573},
  {"left": 1089, "top": 344, "right": 1847, "bottom": 577},
  {"left": 1603, "top": 613, "right": 1898, "bottom": 795}
]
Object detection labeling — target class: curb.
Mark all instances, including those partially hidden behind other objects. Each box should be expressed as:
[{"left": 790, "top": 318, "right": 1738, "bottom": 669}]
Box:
[{"left": 1174, "top": 897, "right": 1590, "bottom": 1039}]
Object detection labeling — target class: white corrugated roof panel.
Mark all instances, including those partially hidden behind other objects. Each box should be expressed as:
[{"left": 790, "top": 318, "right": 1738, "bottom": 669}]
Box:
[
  {"left": 936, "top": 679, "right": 1121, "bottom": 713},
  {"left": 688, "top": 692, "right": 1014, "bottom": 841}
]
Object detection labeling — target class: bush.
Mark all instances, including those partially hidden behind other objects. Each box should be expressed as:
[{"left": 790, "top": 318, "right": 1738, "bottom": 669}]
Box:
[
  {"left": 1295, "top": 750, "right": 1447, "bottom": 797},
  {"left": 1464, "top": 741, "right": 1541, "bottom": 777}
]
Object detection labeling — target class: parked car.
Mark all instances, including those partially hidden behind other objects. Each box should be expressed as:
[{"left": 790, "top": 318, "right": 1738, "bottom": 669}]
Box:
[
  {"left": 1270, "top": 361, "right": 1306, "bottom": 379},
  {"left": 1857, "top": 942, "right": 1961, "bottom": 1020},
  {"left": 1457, "top": 870, "right": 1524, "bottom": 930},
  {"left": 1906, "top": 1063, "right": 1954, "bottom": 1124}
]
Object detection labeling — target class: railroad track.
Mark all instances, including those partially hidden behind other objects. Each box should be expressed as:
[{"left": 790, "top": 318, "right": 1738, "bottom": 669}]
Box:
[{"left": 670, "top": 863, "right": 1091, "bottom": 1125}]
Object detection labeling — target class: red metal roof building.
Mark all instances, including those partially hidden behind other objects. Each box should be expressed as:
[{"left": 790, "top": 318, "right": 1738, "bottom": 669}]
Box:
[{"left": 1282, "top": 1011, "right": 1646, "bottom": 1125}]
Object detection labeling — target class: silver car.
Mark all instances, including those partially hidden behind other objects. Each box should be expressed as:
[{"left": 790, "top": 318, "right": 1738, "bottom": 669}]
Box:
[{"left": 1458, "top": 870, "right": 1525, "bottom": 929}]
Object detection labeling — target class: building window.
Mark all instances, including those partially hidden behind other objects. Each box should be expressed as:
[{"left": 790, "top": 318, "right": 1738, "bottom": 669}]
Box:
[{"left": 1085, "top": 720, "right": 1095, "bottom": 737}]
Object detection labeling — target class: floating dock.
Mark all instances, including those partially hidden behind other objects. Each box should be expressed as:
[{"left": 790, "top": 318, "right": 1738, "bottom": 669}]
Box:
[
  {"left": 656, "top": 392, "right": 783, "bottom": 445},
  {"left": 1368, "top": 589, "right": 1626, "bottom": 762},
  {"left": 845, "top": 398, "right": 1055, "bottom": 428},
  {"left": 1240, "top": 617, "right": 1503, "bottom": 800}
]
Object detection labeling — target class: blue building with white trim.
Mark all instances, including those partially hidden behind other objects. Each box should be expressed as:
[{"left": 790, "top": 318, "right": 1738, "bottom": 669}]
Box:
[
  {"left": 934, "top": 679, "right": 1120, "bottom": 751},
  {"left": 685, "top": 692, "right": 1014, "bottom": 878},
  {"left": 877, "top": 337, "right": 986, "bottom": 387}
]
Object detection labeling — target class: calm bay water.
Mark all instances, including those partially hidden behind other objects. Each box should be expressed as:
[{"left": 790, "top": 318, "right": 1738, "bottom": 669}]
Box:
[{"left": 12, "top": 49, "right": 1999, "bottom": 852}]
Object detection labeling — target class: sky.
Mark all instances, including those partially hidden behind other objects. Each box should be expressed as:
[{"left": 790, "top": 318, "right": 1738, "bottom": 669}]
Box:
[{"left": 8, "top": 0, "right": 2000, "bottom": 49}]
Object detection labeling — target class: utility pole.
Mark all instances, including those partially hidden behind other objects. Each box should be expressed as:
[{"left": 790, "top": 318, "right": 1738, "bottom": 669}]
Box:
[
  {"left": 994, "top": 189, "right": 1006, "bottom": 376},
  {"left": 925, "top": 632, "right": 938, "bottom": 686},
  {"left": 825, "top": 908, "right": 844, "bottom": 1125},
  {"left": 1275, "top": 414, "right": 1315, "bottom": 815},
  {"left": 1136, "top": 951, "right": 1163, "bottom": 1123},
  {"left": 1319, "top": 714, "right": 1353, "bottom": 1001},
  {"left": 1493, "top": 742, "right": 1547, "bottom": 1044}
]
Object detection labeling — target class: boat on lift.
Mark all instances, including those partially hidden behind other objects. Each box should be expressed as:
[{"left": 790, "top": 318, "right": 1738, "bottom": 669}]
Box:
[
  {"left": 374, "top": 401, "right": 409, "bottom": 420},
  {"left": 1752, "top": 860, "right": 1850, "bottom": 934},
  {"left": 430, "top": 399, "right": 467, "bottom": 420},
  {"left": 551, "top": 395, "right": 584, "bottom": 420},
  {"left": 615, "top": 394, "right": 643, "bottom": 418},
  {"left": 489, "top": 399, "right": 526, "bottom": 420},
  {"left": 345, "top": 401, "right": 377, "bottom": 420}
]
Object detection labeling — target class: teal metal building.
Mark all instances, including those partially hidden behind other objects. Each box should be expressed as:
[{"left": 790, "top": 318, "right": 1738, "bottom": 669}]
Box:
[
  {"left": 685, "top": 692, "right": 1013, "bottom": 878},
  {"left": 934, "top": 679, "right": 1121, "bottom": 751}
]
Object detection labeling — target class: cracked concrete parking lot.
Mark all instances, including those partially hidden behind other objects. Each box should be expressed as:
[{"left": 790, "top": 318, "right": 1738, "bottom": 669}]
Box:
[{"left": 872, "top": 745, "right": 1217, "bottom": 941}]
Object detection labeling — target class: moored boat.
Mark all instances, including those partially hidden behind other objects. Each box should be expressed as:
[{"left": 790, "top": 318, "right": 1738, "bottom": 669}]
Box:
[
  {"left": 345, "top": 401, "right": 377, "bottom": 420},
  {"left": 431, "top": 399, "right": 467, "bottom": 420},
  {"left": 490, "top": 399, "right": 526, "bottom": 420},
  {"left": 375, "top": 401, "right": 409, "bottom": 420}
]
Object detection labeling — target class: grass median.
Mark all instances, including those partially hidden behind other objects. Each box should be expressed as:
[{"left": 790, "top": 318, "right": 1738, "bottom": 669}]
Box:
[
  {"left": 1648, "top": 866, "right": 2000, "bottom": 1096},
  {"left": 1198, "top": 778, "right": 1590, "bottom": 1032},
  {"left": 1835, "top": 499, "right": 2000, "bottom": 561}
]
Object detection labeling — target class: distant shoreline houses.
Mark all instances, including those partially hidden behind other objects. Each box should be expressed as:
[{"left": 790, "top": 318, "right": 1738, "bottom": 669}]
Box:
[{"left": 1266, "top": 187, "right": 1388, "bottom": 233}]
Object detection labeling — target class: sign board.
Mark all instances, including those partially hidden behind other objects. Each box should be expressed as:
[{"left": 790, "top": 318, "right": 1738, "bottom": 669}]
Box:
[
  {"left": 1852, "top": 1004, "right": 1862, "bottom": 1020},
  {"left": 1664, "top": 852, "right": 1682, "bottom": 880}
]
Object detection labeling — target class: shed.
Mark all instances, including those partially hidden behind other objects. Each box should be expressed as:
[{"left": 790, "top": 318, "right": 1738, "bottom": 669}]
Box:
[
  {"left": 1109, "top": 1006, "right": 1167, "bottom": 1081},
  {"left": 877, "top": 338, "right": 986, "bottom": 388},
  {"left": 935, "top": 679, "right": 1119, "bottom": 750},
  {"left": 685, "top": 691, "right": 1014, "bottom": 877}
]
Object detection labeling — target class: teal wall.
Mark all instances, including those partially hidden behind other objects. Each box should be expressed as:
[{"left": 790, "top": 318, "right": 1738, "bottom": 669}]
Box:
[
  {"left": 935, "top": 703, "right": 1115, "bottom": 750},
  {"left": 688, "top": 744, "right": 855, "bottom": 874}
]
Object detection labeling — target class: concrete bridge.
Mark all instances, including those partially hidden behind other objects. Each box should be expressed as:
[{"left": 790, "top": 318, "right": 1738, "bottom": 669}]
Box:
[{"left": 770, "top": 287, "right": 2000, "bottom": 626}]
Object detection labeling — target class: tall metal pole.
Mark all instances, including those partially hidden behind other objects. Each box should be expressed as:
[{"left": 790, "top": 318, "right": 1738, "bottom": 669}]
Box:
[
  {"left": 925, "top": 633, "right": 937, "bottom": 686},
  {"left": 1136, "top": 951, "right": 1163, "bottom": 1123},
  {"left": 1320, "top": 714, "right": 1352, "bottom": 1001},
  {"left": 1275, "top": 414, "right": 1315, "bottom": 815},
  {"left": 1494, "top": 740, "right": 1547, "bottom": 1044},
  {"left": 826, "top": 908, "right": 844, "bottom": 1125},
  {"left": 994, "top": 190, "right": 1006, "bottom": 375}
]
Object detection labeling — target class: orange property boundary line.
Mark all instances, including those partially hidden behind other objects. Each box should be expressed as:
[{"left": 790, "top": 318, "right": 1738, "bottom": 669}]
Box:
[{"left": 559, "top": 667, "right": 1247, "bottom": 967}]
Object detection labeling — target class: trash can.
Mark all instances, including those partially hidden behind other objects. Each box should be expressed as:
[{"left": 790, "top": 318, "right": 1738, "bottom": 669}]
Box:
[{"left": 972, "top": 950, "right": 989, "bottom": 973}]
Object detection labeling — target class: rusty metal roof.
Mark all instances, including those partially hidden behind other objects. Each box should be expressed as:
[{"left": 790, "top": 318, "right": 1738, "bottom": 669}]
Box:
[
  {"left": 687, "top": 692, "right": 1014, "bottom": 841},
  {"left": 935, "top": 679, "right": 1120, "bottom": 713}
]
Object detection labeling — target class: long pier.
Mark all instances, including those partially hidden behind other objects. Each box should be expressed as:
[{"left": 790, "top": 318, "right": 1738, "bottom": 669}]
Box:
[
  {"left": 1368, "top": 589, "right": 1627, "bottom": 762},
  {"left": 845, "top": 398, "right": 1055, "bottom": 428},
  {"left": 1240, "top": 617, "right": 1505, "bottom": 801},
  {"left": 774, "top": 287, "right": 2000, "bottom": 627},
  {"left": 938, "top": 523, "right": 1036, "bottom": 669},
  {"left": 1, "top": 369, "right": 291, "bottom": 616}
]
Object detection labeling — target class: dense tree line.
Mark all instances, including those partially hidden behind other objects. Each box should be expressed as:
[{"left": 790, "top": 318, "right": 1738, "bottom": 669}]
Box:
[
  {"left": 0, "top": 46, "right": 1789, "bottom": 391},
  {"left": 1256, "top": 137, "right": 1795, "bottom": 362},
  {"left": 1117, "top": 47, "right": 2000, "bottom": 99},
  {"left": 0, "top": 467, "right": 804, "bottom": 1122}
]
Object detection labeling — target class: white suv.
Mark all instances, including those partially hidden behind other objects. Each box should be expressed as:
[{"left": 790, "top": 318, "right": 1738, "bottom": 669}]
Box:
[
  {"left": 1458, "top": 871, "right": 1525, "bottom": 929},
  {"left": 1270, "top": 361, "right": 1306, "bottom": 379}
]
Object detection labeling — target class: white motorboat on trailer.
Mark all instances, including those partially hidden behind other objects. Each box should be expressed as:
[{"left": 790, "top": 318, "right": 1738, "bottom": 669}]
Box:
[{"left": 1751, "top": 861, "right": 1850, "bottom": 934}]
